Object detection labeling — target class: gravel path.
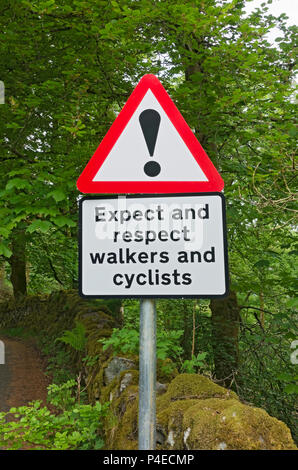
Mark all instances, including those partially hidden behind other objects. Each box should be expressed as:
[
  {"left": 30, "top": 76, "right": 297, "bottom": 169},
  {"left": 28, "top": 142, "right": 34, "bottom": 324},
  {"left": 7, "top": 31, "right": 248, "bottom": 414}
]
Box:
[{"left": 0, "top": 337, "right": 50, "bottom": 414}]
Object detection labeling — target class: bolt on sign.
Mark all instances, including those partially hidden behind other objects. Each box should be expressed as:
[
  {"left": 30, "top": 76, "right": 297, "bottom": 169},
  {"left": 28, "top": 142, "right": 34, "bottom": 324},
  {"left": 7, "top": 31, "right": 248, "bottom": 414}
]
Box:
[{"left": 77, "top": 74, "right": 228, "bottom": 299}]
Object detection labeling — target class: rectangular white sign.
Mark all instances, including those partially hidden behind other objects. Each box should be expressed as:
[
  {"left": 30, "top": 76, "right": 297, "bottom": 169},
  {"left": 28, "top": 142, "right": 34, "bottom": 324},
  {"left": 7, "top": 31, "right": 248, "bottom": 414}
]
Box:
[{"left": 79, "top": 193, "right": 228, "bottom": 298}]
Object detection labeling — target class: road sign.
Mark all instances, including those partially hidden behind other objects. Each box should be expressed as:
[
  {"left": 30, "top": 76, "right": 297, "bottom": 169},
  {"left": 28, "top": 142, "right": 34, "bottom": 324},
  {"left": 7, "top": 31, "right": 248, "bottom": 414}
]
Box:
[
  {"left": 76, "top": 74, "right": 224, "bottom": 194},
  {"left": 79, "top": 193, "right": 228, "bottom": 298}
]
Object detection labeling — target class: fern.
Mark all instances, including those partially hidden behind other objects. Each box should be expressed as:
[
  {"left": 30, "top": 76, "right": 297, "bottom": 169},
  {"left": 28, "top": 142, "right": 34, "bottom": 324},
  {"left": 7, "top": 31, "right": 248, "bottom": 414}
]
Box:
[{"left": 56, "top": 321, "right": 87, "bottom": 352}]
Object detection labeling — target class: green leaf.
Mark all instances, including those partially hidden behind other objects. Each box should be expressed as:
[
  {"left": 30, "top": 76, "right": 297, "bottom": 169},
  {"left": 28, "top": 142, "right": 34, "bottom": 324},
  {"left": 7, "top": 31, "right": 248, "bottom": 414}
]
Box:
[
  {"left": 5, "top": 122, "right": 22, "bottom": 129},
  {"left": 286, "top": 298, "right": 298, "bottom": 309},
  {"left": 26, "top": 220, "right": 52, "bottom": 233},
  {"left": 0, "top": 227, "right": 10, "bottom": 238},
  {"left": 5, "top": 178, "right": 31, "bottom": 191},
  {"left": 254, "top": 259, "right": 270, "bottom": 269},
  {"left": 277, "top": 373, "right": 293, "bottom": 382},
  {"left": 0, "top": 242, "right": 12, "bottom": 257},
  {"left": 8, "top": 169, "right": 31, "bottom": 177},
  {"left": 284, "top": 384, "right": 298, "bottom": 395},
  {"left": 51, "top": 216, "right": 76, "bottom": 228},
  {"left": 196, "top": 352, "right": 207, "bottom": 361},
  {"left": 47, "top": 189, "right": 66, "bottom": 202}
]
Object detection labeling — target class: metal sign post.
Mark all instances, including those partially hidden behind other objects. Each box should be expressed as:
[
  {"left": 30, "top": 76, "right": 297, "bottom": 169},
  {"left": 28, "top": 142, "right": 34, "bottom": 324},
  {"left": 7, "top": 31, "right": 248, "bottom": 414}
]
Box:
[{"left": 138, "top": 298, "right": 156, "bottom": 450}]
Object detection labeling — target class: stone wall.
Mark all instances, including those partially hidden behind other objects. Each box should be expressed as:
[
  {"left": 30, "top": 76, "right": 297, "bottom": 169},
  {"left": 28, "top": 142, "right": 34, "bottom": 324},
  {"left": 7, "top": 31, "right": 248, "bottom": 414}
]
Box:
[{"left": 98, "top": 367, "right": 296, "bottom": 450}]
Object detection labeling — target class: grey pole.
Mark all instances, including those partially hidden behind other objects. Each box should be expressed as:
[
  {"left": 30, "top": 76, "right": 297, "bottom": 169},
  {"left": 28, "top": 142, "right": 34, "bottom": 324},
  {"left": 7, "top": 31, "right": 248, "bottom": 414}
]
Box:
[{"left": 138, "top": 298, "right": 156, "bottom": 450}]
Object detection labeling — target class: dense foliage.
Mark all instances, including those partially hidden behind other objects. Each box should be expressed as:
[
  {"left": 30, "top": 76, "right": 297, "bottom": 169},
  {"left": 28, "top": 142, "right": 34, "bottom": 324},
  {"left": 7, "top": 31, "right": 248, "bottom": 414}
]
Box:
[
  {"left": 0, "top": 0, "right": 297, "bottom": 443},
  {"left": 0, "top": 380, "right": 108, "bottom": 450}
]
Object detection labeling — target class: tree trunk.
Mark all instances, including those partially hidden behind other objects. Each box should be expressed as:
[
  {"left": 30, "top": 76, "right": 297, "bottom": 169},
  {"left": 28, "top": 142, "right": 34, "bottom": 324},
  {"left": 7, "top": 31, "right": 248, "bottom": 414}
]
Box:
[
  {"left": 210, "top": 291, "right": 240, "bottom": 388},
  {"left": 259, "top": 290, "right": 265, "bottom": 328},
  {"left": 0, "top": 262, "right": 10, "bottom": 298},
  {"left": 9, "top": 227, "right": 27, "bottom": 300},
  {"left": 191, "top": 300, "right": 197, "bottom": 357},
  {"left": 181, "top": 300, "right": 193, "bottom": 360}
]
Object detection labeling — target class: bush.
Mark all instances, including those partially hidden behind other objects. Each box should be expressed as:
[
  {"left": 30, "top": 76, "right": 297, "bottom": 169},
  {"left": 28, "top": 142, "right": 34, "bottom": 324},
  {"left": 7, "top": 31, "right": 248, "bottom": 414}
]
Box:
[
  {"left": 0, "top": 380, "right": 108, "bottom": 450},
  {"left": 100, "top": 327, "right": 184, "bottom": 361}
]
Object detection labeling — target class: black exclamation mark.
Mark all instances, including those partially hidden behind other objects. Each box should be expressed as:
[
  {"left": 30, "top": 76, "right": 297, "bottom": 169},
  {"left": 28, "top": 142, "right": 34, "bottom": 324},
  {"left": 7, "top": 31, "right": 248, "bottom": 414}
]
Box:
[{"left": 139, "top": 109, "right": 161, "bottom": 177}]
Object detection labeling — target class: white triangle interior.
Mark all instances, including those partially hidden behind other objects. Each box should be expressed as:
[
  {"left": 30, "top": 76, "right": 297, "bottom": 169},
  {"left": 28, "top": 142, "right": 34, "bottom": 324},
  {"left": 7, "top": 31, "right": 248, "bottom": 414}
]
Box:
[{"left": 93, "top": 89, "right": 208, "bottom": 182}]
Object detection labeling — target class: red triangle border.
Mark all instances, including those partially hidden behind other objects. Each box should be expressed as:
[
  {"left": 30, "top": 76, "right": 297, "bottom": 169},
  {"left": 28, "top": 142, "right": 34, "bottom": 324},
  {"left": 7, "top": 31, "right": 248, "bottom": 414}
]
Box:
[{"left": 76, "top": 74, "right": 224, "bottom": 193}]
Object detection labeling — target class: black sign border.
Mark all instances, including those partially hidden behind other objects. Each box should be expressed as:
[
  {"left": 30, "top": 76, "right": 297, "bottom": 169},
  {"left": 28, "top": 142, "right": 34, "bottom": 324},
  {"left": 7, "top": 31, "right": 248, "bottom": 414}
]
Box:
[{"left": 78, "top": 192, "right": 229, "bottom": 299}]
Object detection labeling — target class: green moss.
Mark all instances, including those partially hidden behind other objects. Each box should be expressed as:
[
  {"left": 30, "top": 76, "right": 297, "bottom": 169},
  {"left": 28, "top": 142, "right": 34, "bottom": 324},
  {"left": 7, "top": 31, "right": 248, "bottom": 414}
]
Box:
[
  {"left": 111, "top": 385, "right": 139, "bottom": 450},
  {"left": 87, "top": 368, "right": 105, "bottom": 402},
  {"left": 99, "top": 366, "right": 140, "bottom": 450},
  {"left": 157, "top": 374, "right": 237, "bottom": 412},
  {"left": 182, "top": 398, "right": 297, "bottom": 450},
  {"left": 103, "top": 383, "right": 139, "bottom": 450},
  {"left": 103, "top": 372, "right": 296, "bottom": 450},
  {"left": 156, "top": 358, "right": 178, "bottom": 383},
  {"left": 101, "top": 369, "right": 139, "bottom": 403},
  {"left": 222, "top": 401, "right": 297, "bottom": 450},
  {"left": 182, "top": 398, "right": 240, "bottom": 449},
  {"left": 157, "top": 400, "right": 199, "bottom": 449}
]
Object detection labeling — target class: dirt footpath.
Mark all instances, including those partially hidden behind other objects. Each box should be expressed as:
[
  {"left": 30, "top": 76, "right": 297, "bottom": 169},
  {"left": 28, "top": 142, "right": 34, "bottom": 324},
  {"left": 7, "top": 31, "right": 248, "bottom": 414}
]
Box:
[{"left": 0, "top": 337, "right": 50, "bottom": 413}]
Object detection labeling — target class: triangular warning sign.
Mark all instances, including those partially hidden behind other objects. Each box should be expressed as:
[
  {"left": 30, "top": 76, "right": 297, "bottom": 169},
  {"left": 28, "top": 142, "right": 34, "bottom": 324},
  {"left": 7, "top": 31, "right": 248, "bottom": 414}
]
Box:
[{"left": 77, "top": 74, "right": 224, "bottom": 193}]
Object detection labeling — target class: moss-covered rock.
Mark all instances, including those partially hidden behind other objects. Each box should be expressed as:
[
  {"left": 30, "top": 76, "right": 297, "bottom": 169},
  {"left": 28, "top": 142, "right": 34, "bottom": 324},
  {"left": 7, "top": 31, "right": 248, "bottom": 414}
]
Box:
[
  {"left": 101, "top": 370, "right": 140, "bottom": 450},
  {"left": 158, "top": 374, "right": 237, "bottom": 409},
  {"left": 157, "top": 399, "right": 199, "bottom": 449},
  {"left": 104, "top": 357, "right": 137, "bottom": 385},
  {"left": 182, "top": 398, "right": 296, "bottom": 450},
  {"left": 102, "top": 373, "right": 297, "bottom": 450},
  {"left": 109, "top": 385, "right": 139, "bottom": 450}
]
